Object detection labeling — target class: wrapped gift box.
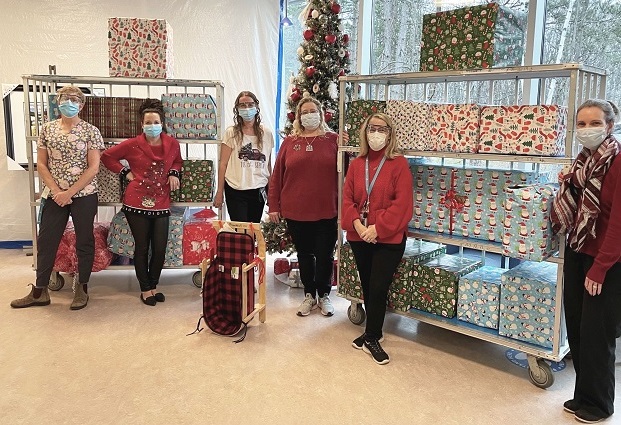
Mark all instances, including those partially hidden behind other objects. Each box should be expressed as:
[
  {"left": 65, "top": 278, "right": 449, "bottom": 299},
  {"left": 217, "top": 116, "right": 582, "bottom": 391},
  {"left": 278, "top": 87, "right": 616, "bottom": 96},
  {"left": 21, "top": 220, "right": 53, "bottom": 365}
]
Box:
[
  {"left": 386, "top": 100, "right": 433, "bottom": 151},
  {"left": 338, "top": 242, "right": 363, "bottom": 300},
  {"left": 171, "top": 160, "right": 215, "bottom": 202},
  {"left": 54, "top": 223, "right": 113, "bottom": 273},
  {"left": 80, "top": 97, "right": 145, "bottom": 138},
  {"left": 478, "top": 105, "right": 568, "bottom": 156},
  {"left": 420, "top": 3, "right": 527, "bottom": 71},
  {"left": 430, "top": 104, "right": 481, "bottom": 152},
  {"left": 163, "top": 206, "right": 186, "bottom": 267},
  {"left": 499, "top": 261, "right": 558, "bottom": 348},
  {"left": 411, "top": 254, "right": 482, "bottom": 317},
  {"left": 502, "top": 184, "right": 559, "bottom": 261},
  {"left": 182, "top": 208, "right": 217, "bottom": 265},
  {"left": 162, "top": 93, "right": 217, "bottom": 140},
  {"left": 345, "top": 100, "right": 387, "bottom": 147},
  {"left": 108, "top": 18, "right": 174, "bottom": 78},
  {"left": 457, "top": 265, "right": 505, "bottom": 329}
]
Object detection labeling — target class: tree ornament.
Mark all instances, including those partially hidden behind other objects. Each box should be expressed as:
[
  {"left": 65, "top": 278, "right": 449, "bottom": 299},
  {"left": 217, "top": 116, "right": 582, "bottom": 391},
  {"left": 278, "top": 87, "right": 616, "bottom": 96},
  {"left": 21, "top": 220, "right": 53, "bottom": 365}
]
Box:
[
  {"left": 304, "top": 54, "right": 314, "bottom": 62},
  {"left": 311, "top": 10, "right": 320, "bottom": 19},
  {"left": 303, "top": 29, "right": 314, "bottom": 41},
  {"left": 297, "top": 46, "right": 304, "bottom": 56},
  {"left": 325, "top": 34, "right": 337, "bottom": 44},
  {"left": 313, "top": 83, "right": 320, "bottom": 93},
  {"left": 303, "top": 91, "right": 311, "bottom": 98},
  {"left": 324, "top": 110, "right": 334, "bottom": 122},
  {"left": 331, "top": 2, "right": 341, "bottom": 14},
  {"left": 305, "top": 66, "right": 316, "bottom": 77},
  {"left": 342, "top": 34, "right": 349, "bottom": 44},
  {"left": 291, "top": 91, "right": 301, "bottom": 102},
  {"left": 338, "top": 68, "right": 345, "bottom": 77},
  {"left": 338, "top": 23, "right": 344, "bottom": 32},
  {"left": 338, "top": 48, "right": 346, "bottom": 58},
  {"left": 344, "top": 50, "right": 350, "bottom": 58},
  {"left": 328, "top": 81, "right": 338, "bottom": 99},
  {"left": 287, "top": 111, "right": 295, "bottom": 121}
]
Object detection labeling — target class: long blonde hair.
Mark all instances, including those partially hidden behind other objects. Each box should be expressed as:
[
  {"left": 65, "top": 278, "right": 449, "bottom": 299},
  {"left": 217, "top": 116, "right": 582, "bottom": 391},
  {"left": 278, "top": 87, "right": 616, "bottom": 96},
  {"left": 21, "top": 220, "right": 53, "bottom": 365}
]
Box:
[
  {"left": 359, "top": 113, "right": 400, "bottom": 158},
  {"left": 291, "top": 97, "right": 332, "bottom": 136},
  {"left": 232, "top": 91, "right": 264, "bottom": 149}
]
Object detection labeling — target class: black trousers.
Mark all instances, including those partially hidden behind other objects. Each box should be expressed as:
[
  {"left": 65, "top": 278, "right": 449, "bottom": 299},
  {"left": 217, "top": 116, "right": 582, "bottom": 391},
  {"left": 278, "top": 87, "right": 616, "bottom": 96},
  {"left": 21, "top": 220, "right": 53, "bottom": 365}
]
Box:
[
  {"left": 124, "top": 211, "right": 169, "bottom": 292},
  {"left": 36, "top": 193, "right": 98, "bottom": 287},
  {"left": 286, "top": 218, "right": 337, "bottom": 298},
  {"left": 564, "top": 246, "right": 621, "bottom": 417},
  {"left": 349, "top": 236, "right": 406, "bottom": 340},
  {"left": 224, "top": 182, "right": 265, "bottom": 223}
]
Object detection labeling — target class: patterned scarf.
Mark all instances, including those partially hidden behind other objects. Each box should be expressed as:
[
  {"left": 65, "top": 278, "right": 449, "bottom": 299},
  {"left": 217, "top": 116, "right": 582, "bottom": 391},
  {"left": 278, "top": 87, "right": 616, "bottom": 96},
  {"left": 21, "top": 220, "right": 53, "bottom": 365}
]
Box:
[{"left": 551, "top": 136, "right": 619, "bottom": 250}]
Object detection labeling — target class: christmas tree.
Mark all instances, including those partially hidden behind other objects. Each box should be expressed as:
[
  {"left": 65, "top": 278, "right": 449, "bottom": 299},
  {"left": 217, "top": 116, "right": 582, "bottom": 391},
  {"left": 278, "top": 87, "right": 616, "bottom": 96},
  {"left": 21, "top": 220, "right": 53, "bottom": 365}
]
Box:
[{"left": 284, "top": 0, "right": 351, "bottom": 134}]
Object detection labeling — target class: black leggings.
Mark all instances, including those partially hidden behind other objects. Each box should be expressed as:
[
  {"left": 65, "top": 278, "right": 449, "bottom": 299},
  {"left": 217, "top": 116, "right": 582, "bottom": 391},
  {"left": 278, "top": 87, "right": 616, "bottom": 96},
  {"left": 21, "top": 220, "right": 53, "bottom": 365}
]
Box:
[
  {"left": 224, "top": 182, "right": 265, "bottom": 223},
  {"left": 124, "top": 211, "right": 169, "bottom": 292}
]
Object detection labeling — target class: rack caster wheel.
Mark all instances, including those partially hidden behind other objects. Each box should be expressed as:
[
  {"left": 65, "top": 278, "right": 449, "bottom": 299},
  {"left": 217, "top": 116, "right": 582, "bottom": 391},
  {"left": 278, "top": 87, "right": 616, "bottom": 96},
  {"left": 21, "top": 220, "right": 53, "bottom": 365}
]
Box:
[
  {"left": 347, "top": 303, "right": 366, "bottom": 325},
  {"left": 192, "top": 271, "right": 202, "bottom": 288},
  {"left": 48, "top": 273, "right": 65, "bottom": 291},
  {"left": 528, "top": 357, "right": 554, "bottom": 389}
]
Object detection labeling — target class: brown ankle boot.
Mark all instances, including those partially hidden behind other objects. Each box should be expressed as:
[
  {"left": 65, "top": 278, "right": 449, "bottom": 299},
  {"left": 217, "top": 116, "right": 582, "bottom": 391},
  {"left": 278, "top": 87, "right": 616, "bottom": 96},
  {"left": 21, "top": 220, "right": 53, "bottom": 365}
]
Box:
[
  {"left": 70, "top": 282, "right": 89, "bottom": 310},
  {"left": 10, "top": 285, "right": 51, "bottom": 308}
]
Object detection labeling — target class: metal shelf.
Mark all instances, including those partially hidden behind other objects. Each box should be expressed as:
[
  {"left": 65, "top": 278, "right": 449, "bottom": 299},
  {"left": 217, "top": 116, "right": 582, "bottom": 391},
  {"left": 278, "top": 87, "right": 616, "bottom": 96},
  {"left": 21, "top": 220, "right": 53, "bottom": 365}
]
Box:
[{"left": 23, "top": 74, "right": 225, "bottom": 88}]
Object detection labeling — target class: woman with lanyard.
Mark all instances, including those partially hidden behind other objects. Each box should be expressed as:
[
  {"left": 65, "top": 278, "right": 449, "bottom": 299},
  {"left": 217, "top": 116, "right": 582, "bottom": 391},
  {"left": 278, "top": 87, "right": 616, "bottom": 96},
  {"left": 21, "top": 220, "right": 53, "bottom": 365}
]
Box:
[{"left": 341, "top": 113, "right": 413, "bottom": 365}]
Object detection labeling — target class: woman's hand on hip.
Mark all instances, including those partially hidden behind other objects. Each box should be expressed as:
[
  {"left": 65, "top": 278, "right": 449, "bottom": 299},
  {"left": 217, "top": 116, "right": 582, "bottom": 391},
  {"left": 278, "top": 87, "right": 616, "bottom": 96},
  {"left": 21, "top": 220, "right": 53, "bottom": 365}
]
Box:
[
  {"left": 214, "top": 191, "right": 224, "bottom": 208},
  {"left": 168, "top": 176, "right": 180, "bottom": 191},
  {"left": 268, "top": 212, "right": 281, "bottom": 223}
]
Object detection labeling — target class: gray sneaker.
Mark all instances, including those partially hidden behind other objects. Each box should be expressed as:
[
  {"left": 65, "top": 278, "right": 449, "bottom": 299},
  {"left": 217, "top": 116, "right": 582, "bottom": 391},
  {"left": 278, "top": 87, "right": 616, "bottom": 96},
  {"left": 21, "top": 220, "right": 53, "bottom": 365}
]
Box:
[
  {"left": 297, "top": 293, "right": 317, "bottom": 316},
  {"left": 318, "top": 294, "right": 334, "bottom": 316},
  {"left": 10, "top": 285, "right": 50, "bottom": 308},
  {"left": 70, "top": 282, "right": 89, "bottom": 310}
]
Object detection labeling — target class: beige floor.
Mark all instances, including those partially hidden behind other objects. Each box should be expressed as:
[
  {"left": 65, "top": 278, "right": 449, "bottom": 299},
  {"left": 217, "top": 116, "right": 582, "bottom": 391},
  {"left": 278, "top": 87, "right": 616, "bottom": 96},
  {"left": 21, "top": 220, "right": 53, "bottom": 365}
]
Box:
[{"left": 0, "top": 249, "right": 619, "bottom": 425}]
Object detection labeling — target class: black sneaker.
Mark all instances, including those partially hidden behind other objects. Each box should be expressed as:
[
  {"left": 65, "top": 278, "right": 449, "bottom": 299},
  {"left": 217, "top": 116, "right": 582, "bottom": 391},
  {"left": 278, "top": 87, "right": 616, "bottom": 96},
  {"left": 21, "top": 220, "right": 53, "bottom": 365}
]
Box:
[
  {"left": 362, "top": 338, "right": 389, "bottom": 365},
  {"left": 563, "top": 399, "right": 580, "bottom": 414},
  {"left": 574, "top": 409, "right": 608, "bottom": 424},
  {"left": 352, "top": 333, "right": 384, "bottom": 350}
]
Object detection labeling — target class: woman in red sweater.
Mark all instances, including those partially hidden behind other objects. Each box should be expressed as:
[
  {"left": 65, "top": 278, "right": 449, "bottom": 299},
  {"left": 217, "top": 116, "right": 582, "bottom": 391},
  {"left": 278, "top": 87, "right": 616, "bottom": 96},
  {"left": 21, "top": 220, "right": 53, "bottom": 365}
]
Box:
[
  {"left": 552, "top": 99, "right": 621, "bottom": 423},
  {"left": 101, "top": 99, "right": 183, "bottom": 306},
  {"left": 342, "top": 113, "right": 413, "bottom": 365},
  {"left": 268, "top": 97, "right": 339, "bottom": 317}
]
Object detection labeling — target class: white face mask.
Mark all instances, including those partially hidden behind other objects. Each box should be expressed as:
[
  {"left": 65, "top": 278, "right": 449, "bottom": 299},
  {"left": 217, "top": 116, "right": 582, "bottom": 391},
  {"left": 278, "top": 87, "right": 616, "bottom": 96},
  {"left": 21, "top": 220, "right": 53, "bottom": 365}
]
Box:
[
  {"left": 300, "top": 112, "right": 321, "bottom": 130},
  {"left": 577, "top": 127, "right": 608, "bottom": 149},
  {"left": 367, "top": 132, "right": 387, "bottom": 151}
]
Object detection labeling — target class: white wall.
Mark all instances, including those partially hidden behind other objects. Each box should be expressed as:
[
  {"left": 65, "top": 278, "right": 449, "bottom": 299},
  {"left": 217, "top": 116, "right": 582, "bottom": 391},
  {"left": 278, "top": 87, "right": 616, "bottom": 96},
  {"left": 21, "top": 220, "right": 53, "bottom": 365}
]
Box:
[{"left": 0, "top": 0, "right": 279, "bottom": 240}]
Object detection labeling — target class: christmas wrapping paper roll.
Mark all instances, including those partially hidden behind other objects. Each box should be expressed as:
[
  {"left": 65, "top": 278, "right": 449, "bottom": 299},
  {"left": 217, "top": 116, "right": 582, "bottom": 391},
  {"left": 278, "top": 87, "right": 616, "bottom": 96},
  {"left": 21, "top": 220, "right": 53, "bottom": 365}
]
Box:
[
  {"left": 80, "top": 97, "right": 145, "bottom": 138},
  {"left": 386, "top": 100, "right": 433, "bottom": 151},
  {"left": 163, "top": 206, "right": 186, "bottom": 267},
  {"left": 430, "top": 103, "right": 481, "bottom": 152},
  {"left": 502, "top": 184, "right": 559, "bottom": 261},
  {"left": 48, "top": 95, "right": 61, "bottom": 121},
  {"left": 54, "top": 223, "right": 113, "bottom": 273},
  {"left": 162, "top": 93, "right": 217, "bottom": 140},
  {"left": 344, "top": 100, "right": 387, "bottom": 147},
  {"left": 411, "top": 254, "right": 482, "bottom": 318},
  {"left": 108, "top": 18, "right": 174, "bottom": 78},
  {"left": 457, "top": 265, "right": 505, "bottom": 329},
  {"left": 499, "top": 261, "right": 558, "bottom": 348},
  {"left": 171, "top": 160, "right": 215, "bottom": 202},
  {"left": 478, "top": 105, "right": 568, "bottom": 156},
  {"left": 107, "top": 211, "right": 136, "bottom": 257},
  {"left": 420, "top": 3, "right": 527, "bottom": 71}
]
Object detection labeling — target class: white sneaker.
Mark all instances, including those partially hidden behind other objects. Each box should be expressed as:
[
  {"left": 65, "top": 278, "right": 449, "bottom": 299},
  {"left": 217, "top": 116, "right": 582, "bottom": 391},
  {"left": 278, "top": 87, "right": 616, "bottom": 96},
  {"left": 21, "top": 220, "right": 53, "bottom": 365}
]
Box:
[
  {"left": 318, "top": 295, "right": 334, "bottom": 317},
  {"left": 297, "top": 293, "right": 317, "bottom": 316}
]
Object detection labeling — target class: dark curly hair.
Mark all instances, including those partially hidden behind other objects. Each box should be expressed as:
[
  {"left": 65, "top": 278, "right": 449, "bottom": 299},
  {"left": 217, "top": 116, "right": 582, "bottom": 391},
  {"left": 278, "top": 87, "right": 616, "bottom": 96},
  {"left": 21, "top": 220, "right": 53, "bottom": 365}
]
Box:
[{"left": 139, "top": 98, "right": 166, "bottom": 133}]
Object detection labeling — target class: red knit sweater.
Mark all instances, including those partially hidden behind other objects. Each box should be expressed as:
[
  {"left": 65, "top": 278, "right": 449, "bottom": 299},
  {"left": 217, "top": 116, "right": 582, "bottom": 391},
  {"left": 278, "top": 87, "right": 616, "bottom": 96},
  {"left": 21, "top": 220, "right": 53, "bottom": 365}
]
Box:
[
  {"left": 101, "top": 133, "right": 182, "bottom": 212},
  {"left": 580, "top": 154, "right": 621, "bottom": 283},
  {"left": 342, "top": 147, "right": 413, "bottom": 244},
  {"left": 268, "top": 132, "right": 338, "bottom": 221}
]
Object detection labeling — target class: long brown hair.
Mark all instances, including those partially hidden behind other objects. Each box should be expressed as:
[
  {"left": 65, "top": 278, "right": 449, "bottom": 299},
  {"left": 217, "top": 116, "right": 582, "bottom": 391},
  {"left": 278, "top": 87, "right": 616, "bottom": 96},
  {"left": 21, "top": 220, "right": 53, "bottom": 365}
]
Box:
[{"left": 233, "top": 91, "right": 264, "bottom": 149}]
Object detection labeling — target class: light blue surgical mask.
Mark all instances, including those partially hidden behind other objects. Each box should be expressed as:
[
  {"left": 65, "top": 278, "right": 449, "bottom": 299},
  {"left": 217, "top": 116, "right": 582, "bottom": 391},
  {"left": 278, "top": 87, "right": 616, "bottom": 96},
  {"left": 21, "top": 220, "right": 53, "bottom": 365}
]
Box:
[
  {"left": 143, "top": 124, "right": 163, "bottom": 138},
  {"left": 58, "top": 101, "right": 80, "bottom": 118},
  {"left": 238, "top": 107, "right": 258, "bottom": 122}
]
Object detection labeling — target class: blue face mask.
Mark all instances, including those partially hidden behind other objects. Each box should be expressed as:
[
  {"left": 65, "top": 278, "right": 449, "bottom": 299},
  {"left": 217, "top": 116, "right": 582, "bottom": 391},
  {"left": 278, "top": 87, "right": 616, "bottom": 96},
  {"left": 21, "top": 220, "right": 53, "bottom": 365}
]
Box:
[
  {"left": 58, "top": 101, "right": 80, "bottom": 118},
  {"left": 143, "top": 124, "right": 163, "bottom": 138},
  {"left": 238, "top": 107, "right": 258, "bottom": 122}
]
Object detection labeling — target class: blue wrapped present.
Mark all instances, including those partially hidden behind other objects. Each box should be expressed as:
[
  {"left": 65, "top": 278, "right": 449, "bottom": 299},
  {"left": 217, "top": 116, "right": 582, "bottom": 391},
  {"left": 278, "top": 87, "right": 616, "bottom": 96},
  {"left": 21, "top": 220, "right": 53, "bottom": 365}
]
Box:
[{"left": 457, "top": 265, "right": 504, "bottom": 329}]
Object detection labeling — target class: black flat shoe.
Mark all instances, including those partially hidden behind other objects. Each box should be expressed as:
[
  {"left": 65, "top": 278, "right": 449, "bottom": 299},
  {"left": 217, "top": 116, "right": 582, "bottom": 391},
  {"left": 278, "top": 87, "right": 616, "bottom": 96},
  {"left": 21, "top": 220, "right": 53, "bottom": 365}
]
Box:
[
  {"left": 154, "top": 292, "right": 165, "bottom": 302},
  {"left": 140, "top": 294, "right": 156, "bottom": 306}
]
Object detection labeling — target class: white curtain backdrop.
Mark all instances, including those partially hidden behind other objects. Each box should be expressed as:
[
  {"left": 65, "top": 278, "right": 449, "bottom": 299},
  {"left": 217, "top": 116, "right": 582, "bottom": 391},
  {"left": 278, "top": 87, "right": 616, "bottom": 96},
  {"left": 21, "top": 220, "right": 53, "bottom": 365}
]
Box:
[{"left": 0, "top": 0, "right": 279, "bottom": 240}]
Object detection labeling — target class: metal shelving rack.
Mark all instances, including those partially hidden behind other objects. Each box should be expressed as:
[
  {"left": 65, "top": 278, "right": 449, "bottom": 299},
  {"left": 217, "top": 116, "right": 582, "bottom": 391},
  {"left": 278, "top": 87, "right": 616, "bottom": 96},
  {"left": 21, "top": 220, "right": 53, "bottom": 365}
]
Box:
[
  {"left": 336, "top": 63, "right": 607, "bottom": 388},
  {"left": 23, "top": 74, "right": 225, "bottom": 288}
]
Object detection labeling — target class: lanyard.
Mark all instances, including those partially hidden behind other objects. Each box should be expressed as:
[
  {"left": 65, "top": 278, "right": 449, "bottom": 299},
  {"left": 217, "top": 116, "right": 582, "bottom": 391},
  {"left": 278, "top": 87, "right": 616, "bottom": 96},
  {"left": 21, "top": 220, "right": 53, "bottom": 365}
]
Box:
[{"left": 365, "top": 155, "right": 387, "bottom": 203}]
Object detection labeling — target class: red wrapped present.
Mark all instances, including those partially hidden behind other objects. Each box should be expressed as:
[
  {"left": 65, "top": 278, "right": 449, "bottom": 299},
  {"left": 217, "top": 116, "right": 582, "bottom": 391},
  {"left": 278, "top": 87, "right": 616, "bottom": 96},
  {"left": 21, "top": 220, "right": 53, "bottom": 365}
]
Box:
[
  {"left": 182, "top": 210, "right": 217, "bottom": 265},
  {"left": 54, "top": 223, "right": 113, "bottom": 273}
]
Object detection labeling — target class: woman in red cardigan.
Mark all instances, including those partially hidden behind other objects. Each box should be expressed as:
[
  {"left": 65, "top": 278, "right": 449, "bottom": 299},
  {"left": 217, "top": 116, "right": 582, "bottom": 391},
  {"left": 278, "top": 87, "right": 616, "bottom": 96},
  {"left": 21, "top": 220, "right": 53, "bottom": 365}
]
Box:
[
  {"left": 101, "top": 99, "right": 182, "bottom": 306},
  {"left": 342, "top": 113, "right": 413, "bottom": 365}
]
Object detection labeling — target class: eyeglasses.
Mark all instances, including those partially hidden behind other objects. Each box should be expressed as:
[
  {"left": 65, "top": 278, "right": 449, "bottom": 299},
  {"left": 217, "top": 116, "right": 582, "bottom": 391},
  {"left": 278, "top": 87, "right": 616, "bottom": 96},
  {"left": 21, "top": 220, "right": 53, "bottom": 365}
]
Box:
[
  {"left": 367, "top": 124, "right": 391, "bottom": 134},
  {"left": 238, "top": 102, "right": 256, "bottom": 108},
  {"left": 300, "top": 109, "right": 319, "bottom": 115},
  {"left": 58, "top": 95, "right": 83, "bottom": 104}
]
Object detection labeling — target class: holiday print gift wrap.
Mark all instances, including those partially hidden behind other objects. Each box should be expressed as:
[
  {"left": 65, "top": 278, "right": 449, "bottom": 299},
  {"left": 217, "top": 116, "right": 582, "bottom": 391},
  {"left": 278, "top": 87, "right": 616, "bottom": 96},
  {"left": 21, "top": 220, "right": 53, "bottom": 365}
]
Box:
[
  {"left": 411, "top": 254, "right": 482, "bottom": 318},
  {"left": 163, "top": 206, "right": 186, "bottom": 267},
  {"left": 420, "top": 3, "right": 527, "bottom": 71},
  {"left": 478, "top": 105, "right": 568, "bottom": 156},
  {"left": 499, "top": 261, "right": 558, "bottom": 348},
  {"left": 386, "top": 101, "right": 433, "bottom": 151},
  {"left": 171, "top": 160, "right": 215, "bottom": 202},
  {"left": 108, "top": 18, "right": 174, "bottom": 78},
  {"left": 344, "top": 100, "right": 387, "bottom": 147},
  {"left": 430, "top": 104, "right": 481, "bottom": 152},
  {"left": 338, "top": 242, "right": 363, "bottom": 300},
  {"left": 502, "top": 184, "right": 559, "bottom": 261},
  {"left": 107, "top": 211, "right": 135, "bottom": 257},
  {"left": 80, "top": 97, "right": 144, "bottom": 139},
  {"left": 162, "top": 93, "right": 217, "bottom": 140},
  {"left": 457, "top": 265, "right": 504, "bottom": 329},
  {"left": 182, "top": 209, "right": 217, "bottom": 265},
  {"left": 54, "top": 223, "right": 113, "bottom": 273}
]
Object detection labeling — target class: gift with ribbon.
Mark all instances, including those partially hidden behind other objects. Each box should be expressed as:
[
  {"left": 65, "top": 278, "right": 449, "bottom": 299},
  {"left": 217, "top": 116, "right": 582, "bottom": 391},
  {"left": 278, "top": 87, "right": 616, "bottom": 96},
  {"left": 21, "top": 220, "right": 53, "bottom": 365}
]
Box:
[
  {"left": 182, "top": 208, "right": 217, "bottom": 265},
  {"left": 438, "top": 169, "right": 467, "bottom": 235}
]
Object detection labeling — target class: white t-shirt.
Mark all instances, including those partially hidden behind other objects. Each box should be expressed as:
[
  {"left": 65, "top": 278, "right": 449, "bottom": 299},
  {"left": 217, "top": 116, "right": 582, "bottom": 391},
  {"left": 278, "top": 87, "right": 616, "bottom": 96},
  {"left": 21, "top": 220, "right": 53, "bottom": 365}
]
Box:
[{"left": 223, "top": 126, "right": 274, "bottom": 190}]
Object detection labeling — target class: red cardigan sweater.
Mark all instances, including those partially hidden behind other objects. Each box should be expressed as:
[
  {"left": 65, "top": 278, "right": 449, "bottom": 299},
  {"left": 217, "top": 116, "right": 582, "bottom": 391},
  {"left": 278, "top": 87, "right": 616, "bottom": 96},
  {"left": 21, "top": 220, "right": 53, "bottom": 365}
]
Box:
[
  {"left": 579, "top": 154, "right": 621, "bottom": 283},
  {"left": 268, "top": 132, "right": 338, "bottom": 221},
  {"left": 101, "top": 133, "right": 182, "bottom": 213},
  {"left": 342, "top": 148, "right": 413, "bottom": 244}
]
